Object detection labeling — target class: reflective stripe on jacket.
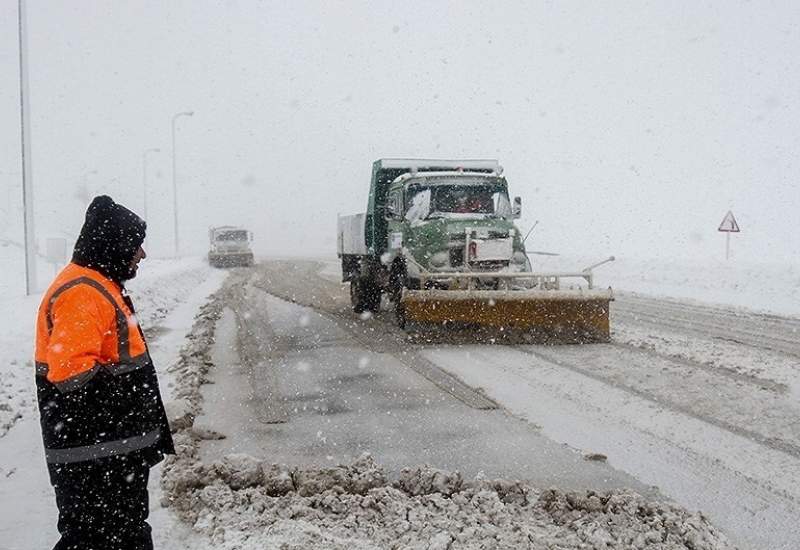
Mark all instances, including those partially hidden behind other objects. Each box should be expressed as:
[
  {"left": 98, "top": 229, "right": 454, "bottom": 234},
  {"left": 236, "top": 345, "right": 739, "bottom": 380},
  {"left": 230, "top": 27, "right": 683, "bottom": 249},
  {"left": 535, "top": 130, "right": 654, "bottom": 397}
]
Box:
[{"left": 35, "top": 263, "right": 174, "bottom": 465}]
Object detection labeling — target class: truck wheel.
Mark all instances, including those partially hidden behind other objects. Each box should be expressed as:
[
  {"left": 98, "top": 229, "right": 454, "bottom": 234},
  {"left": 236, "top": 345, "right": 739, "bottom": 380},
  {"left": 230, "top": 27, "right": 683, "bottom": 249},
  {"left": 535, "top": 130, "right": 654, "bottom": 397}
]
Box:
[
  {"left": 363, "top": 280, "right": 381, "bottom": 313},
  {"left": 350, "top": 281, "right": 365, "bottom": 313},
  {"left": 387, "top": 263, "right": 404, "bottom": 328},
  {"left": 351, "top": 279, "right": 381, "bottom": 314},
  {"left": 388, "top": 261, "right": 406, "bottom": 304},
  {"left": 395, "top": 301, "right": 407, "bottom": 329}
]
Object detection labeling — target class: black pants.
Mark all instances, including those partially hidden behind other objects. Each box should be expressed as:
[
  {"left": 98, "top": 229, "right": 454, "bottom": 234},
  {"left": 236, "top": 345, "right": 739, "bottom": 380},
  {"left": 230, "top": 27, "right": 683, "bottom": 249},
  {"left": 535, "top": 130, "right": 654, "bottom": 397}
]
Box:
[{"left": 47, "top": 455, "right": 153, "bottom": 550}]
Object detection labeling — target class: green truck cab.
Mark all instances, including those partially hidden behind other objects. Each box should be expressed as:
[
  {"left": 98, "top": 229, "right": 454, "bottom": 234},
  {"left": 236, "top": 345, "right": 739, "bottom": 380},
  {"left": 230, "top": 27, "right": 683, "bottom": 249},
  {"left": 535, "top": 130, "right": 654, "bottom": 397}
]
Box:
[{"left": 337, "top": 159, "right": 530, "bottom": 315}]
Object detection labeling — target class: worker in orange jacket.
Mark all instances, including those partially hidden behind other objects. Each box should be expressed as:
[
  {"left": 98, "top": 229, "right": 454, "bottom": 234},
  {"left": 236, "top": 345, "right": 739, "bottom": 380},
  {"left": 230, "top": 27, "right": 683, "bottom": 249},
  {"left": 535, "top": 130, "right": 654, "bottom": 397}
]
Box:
[{"left": 35, "top": 196, "right": 174, "bottom": 550}]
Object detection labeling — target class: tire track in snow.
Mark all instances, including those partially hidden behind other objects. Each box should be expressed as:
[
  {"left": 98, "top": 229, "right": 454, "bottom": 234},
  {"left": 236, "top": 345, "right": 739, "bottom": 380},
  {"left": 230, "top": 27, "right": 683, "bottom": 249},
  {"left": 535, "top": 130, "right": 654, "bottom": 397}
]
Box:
[
  {"left": 249, "top": 260, "right": 498, "bottom": 411},
  {"left": 424, "top": 344, "right": 800, "bottom": 549},
  {"left": 517, "top": 345, "right": 800, "bottom": 460},
  {"left": 613, "top": 293, "right": 800, "bottom": 358}
]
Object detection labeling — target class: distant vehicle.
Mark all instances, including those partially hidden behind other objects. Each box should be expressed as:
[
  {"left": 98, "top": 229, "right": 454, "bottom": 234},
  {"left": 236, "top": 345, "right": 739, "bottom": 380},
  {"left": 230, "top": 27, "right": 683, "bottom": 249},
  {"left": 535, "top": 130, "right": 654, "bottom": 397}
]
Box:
[
  {"left": 208, "top": 226, "right": 254, "bottom": 267},
  {"left": 337, "top": 158, "right": 614, "bottom": 341}
]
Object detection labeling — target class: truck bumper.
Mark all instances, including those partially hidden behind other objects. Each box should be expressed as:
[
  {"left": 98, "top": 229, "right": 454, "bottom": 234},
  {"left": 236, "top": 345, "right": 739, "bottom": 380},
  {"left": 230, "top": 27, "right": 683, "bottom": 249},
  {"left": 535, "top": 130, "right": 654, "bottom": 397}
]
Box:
[{"left": 208, "top": 253, "right": 254, "bottom": 267}]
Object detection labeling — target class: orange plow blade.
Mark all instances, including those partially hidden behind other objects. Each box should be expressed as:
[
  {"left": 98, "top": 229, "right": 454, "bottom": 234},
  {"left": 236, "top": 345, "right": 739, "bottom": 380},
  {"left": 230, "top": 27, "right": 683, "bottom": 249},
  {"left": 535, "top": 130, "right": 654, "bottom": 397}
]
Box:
[{"left": 401, "top": 289, "right": 612, "bottom": 343}]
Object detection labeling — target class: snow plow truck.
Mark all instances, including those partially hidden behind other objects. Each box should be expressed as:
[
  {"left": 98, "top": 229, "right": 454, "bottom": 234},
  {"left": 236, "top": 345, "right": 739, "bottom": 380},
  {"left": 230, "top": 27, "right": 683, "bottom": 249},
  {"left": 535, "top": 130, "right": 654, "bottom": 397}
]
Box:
[{"left": 337, "top": 159, "right": 614, "bottom": 342}]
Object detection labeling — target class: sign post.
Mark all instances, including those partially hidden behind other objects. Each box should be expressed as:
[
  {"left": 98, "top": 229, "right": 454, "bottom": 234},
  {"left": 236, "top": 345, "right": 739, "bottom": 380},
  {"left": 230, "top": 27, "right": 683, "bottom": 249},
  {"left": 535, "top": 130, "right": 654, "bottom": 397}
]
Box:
[{"left": 717, "top": 210, "right": 740, "bottom": 260}]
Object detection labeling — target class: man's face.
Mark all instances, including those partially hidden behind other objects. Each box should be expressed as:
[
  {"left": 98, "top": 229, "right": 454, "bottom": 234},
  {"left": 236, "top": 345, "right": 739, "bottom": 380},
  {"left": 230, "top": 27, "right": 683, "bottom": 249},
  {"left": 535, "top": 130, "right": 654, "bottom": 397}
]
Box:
[{"left": 129, "top": 246, "right": 146, "bottom": 278}]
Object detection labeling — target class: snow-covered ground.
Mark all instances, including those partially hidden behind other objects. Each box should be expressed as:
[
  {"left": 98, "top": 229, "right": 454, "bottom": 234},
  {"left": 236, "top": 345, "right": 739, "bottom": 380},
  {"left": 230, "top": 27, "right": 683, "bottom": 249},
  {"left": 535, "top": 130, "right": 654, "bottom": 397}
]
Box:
[{"left": 0, "top": 253, "right": 796, "bottom": 549}]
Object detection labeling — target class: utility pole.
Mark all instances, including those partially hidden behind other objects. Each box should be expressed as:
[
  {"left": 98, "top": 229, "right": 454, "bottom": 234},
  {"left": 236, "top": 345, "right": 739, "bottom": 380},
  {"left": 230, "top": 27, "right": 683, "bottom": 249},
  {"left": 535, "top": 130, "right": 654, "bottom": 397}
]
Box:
[
  {"left": 171, "top": 111, "right": 193, "bottom": 257},
  {"left": 18, "top": 0, "right": 37, "bottom": 295}
]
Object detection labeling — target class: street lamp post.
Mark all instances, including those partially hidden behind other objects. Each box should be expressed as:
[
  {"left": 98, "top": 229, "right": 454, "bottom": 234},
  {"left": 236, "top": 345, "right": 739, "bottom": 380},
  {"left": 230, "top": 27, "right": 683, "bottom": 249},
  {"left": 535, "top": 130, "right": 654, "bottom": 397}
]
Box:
[
  {"left": 18, "top": 0, "right": 36, "bottom": 295},
  {"left": 141, "top": 147, "right": 160, "bottom": 221},
  {"left": 171, "top": 111, "right": 193, "bottom": 257}
]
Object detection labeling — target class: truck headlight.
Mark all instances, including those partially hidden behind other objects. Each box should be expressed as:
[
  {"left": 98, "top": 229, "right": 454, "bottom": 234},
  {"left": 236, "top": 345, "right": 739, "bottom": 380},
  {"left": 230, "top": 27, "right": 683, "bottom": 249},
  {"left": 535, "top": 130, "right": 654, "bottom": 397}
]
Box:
[{"left": 429, "top": 251, "right": 449, "bottom": 268}]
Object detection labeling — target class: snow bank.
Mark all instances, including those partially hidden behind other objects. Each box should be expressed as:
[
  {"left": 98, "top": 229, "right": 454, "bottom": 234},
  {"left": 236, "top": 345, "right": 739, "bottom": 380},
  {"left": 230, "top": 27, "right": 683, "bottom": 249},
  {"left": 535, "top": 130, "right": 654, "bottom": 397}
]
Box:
[{"left": 162, "top": 451, "right": 733, "bottom": 550}]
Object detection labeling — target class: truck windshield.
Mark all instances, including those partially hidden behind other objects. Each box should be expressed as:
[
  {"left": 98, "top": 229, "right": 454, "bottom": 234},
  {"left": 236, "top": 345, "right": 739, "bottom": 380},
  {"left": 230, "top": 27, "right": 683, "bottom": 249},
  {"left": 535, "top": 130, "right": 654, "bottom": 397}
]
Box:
[
  {"left": 217, "top": 230, "right": 248, "bottom": 241},
  {"left": 406, "top": 183, "right": 512, "bottom": 219}
]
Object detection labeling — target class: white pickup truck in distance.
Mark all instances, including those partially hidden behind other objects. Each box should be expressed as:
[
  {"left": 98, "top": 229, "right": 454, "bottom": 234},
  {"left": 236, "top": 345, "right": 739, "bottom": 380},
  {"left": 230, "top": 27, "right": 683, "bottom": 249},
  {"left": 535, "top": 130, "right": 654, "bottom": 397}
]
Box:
[{"left": 208, "top": 226, "right": 254, "bottom": 267}]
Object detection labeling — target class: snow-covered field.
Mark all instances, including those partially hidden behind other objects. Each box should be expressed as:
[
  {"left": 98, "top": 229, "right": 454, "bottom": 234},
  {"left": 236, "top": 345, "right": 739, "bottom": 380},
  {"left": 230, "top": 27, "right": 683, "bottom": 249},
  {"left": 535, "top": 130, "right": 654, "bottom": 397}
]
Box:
[{"left": 533, "top": 254, "right": 799, "bottom": 318}]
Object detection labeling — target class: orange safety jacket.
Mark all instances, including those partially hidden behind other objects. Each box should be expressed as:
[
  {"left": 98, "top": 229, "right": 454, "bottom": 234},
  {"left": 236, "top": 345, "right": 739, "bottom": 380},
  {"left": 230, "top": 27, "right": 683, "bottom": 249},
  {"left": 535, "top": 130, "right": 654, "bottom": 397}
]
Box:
[{"left": 35, "top": 263, "right": 174, "bottom": 465}]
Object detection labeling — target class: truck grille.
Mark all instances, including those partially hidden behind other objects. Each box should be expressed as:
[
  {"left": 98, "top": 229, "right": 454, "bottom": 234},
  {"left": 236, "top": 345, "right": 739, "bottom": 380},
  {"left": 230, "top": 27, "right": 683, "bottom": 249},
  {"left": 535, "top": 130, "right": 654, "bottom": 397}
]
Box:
[
  {"left": 449, "top": 248, "right": 512, "bottom": 269},
  {"left": 471, "top": 260, "right": 510, "bottom": 270}
]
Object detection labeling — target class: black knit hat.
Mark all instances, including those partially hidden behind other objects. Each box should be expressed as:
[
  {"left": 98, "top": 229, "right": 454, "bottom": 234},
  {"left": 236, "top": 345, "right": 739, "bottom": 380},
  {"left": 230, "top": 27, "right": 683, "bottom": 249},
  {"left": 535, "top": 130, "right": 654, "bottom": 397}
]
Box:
[{"left": 72, "top": 195, "right": 146, "bottom": 283}]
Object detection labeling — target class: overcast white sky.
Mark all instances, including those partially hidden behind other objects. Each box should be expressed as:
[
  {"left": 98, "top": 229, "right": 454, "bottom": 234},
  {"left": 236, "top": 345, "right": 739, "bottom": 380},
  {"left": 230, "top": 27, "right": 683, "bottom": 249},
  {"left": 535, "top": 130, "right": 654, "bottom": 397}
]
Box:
[{"left": 1, "top": 1, "right": 799, "bottom": 278}]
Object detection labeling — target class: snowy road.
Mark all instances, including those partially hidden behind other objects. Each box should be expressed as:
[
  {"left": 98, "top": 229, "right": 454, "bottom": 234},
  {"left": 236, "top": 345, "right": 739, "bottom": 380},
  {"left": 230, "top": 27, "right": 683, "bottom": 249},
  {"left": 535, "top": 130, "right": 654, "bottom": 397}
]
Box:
[
  {"left": 189, "top": 258, "right": 800, "bottom": 549},
  {"left": 196, "top": 271, "right": 646, "bottom": 491}
]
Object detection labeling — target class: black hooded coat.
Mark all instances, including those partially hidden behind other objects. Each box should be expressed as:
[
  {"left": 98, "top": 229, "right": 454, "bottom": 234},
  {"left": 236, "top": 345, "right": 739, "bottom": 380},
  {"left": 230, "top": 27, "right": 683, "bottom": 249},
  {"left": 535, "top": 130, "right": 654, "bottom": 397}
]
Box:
[{"left": 37, "top": 195, "right": 174, "bottom": 468}]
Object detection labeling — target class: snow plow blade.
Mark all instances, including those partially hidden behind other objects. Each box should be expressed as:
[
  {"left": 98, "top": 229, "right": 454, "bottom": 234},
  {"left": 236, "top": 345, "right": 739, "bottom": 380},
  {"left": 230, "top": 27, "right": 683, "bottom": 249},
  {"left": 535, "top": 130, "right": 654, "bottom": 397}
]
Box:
[{"left": 400, "top": 289, "right": 613, "bottom": 343}]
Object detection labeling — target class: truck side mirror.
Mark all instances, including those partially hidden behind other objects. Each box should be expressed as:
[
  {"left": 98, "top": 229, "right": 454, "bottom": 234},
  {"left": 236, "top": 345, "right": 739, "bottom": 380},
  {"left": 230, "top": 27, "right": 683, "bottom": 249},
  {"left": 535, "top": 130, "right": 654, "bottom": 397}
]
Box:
[{"left": 512, "top": 197, "right": 522, "bottom": 219}]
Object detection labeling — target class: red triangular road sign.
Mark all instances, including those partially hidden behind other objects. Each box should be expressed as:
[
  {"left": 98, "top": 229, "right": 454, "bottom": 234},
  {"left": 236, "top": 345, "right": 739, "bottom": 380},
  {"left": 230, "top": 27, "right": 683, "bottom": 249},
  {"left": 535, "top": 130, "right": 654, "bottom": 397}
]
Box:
[{"left": 718, "top": 210, "right": 740, "bottom": 232}]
